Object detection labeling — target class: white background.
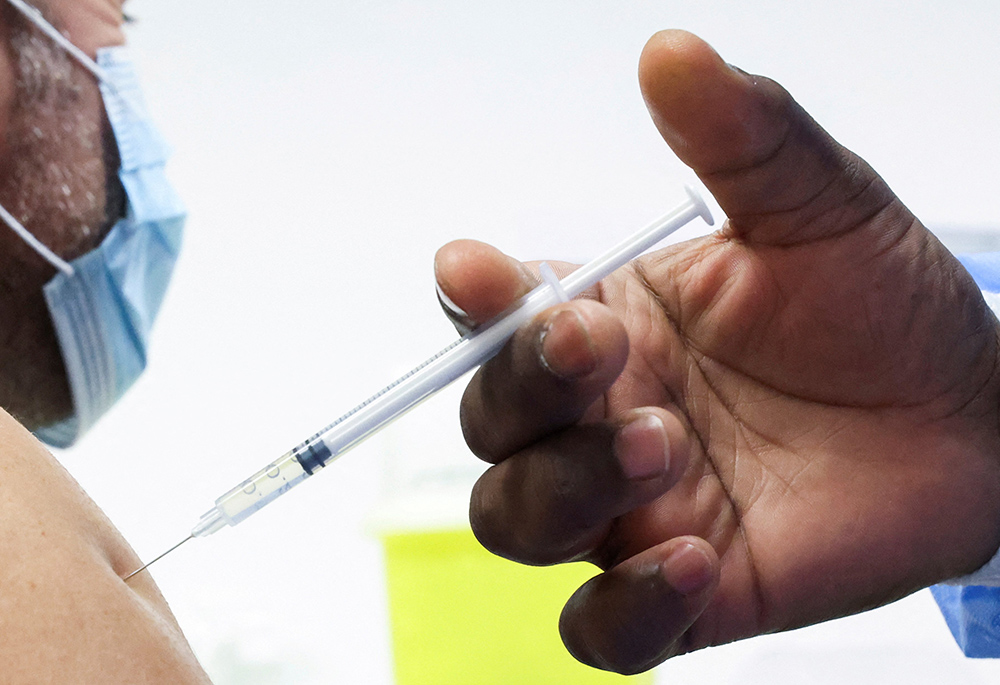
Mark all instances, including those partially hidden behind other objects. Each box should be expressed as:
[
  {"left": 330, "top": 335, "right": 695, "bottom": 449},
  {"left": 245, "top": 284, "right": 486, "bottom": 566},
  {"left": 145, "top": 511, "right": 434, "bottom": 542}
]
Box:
[{"left": 61, "top": 1, "right": 1000, "bottom": 683}]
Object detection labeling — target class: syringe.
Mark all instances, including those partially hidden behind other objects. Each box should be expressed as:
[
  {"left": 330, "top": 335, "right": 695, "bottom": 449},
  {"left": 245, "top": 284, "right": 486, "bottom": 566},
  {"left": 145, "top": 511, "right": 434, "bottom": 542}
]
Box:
[{"left": 123, "top": 187, "right": 713, "bottom": 581}]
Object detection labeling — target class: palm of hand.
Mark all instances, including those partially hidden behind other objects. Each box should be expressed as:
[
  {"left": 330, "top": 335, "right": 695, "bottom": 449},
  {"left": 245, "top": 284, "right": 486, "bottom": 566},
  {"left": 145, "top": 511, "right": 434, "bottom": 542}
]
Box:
[
  {"left": 437, "top": 30, "right": 1000, "bottom": 673},
  {"left": 608, "top": 208, "right": 1000, "bottom": 647}
]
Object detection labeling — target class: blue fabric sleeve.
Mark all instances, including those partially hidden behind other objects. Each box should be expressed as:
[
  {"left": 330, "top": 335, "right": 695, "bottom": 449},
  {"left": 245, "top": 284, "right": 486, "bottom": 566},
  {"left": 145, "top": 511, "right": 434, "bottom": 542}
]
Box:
[
  {"left": 957, "top": 252, "right": 1000, "bottom": 292},
  {"left": 931, "top": 585, "right": 1000, "bottom": 657},
  {"left": 929, "top": 251, "right": 1000, "bottom": 657}
]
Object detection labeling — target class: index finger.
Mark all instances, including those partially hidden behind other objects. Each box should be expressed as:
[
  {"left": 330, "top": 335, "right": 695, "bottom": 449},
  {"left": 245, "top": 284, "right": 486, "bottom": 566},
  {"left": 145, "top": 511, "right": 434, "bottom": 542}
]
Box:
[
  {"left": 434, "top": 239, "right": 539, "bottom": 331},
  {"left": 434, "top": 240, "right": 627, "bottom": 462},
  {"left": 460, "top": 298, "right": 629, "bottom": 462}
]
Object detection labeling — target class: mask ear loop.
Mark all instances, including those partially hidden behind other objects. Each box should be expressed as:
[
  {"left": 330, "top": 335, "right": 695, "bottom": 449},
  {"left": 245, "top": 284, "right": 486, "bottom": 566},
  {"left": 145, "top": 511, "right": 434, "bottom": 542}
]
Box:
[
  {"left": 6, "top": 0, "right": 107, "bottom": 80},
  {"left": 6, "top": 0, "right": 143, "bottom": 115},
  {"left": 0, "top": 203, "right": 75, "bottom": 275},
  {"left": 1, "top": 0, "right": 144, "bottom": 276},
  {"left": 0, "top": 0, "right": 89, "bottom": 276}
]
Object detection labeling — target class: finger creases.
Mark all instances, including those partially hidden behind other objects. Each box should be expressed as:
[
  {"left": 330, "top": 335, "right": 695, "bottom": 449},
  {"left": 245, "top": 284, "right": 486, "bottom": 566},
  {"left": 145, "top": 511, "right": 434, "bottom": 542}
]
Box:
[
  {"left": 639, "top": 29, "right": 900, "bottom": 246},
  {"left": 559, "top": 537, "right": 720, "bottom": 675},
  {"left": 468, "top": 407, "right": 690, "bottom": 567},
  {"left": 460, "top": 299, "right": 629, "bottom": 462}
]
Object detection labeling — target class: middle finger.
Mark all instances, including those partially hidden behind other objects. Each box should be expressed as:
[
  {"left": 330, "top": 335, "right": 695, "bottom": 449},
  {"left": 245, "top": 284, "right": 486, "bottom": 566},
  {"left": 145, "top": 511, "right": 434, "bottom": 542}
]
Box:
[{"left": 470, "top": 406, "right": 691, "bottom": 567}]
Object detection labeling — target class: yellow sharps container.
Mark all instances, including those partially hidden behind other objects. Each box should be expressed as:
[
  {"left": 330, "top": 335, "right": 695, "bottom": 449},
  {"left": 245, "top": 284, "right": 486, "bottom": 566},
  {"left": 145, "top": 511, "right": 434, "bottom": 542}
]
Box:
[
  {"left": 374, "top": 394, "right": 654, "bottom": 685},
  {"left": 376, "top": 486, "right": 654, "bottom": 685}
]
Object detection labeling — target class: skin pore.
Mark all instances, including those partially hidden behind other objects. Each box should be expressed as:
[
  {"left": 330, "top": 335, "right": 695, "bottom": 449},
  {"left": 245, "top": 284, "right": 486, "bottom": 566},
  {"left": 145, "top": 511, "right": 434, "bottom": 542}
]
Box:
[
  {"left": 435, "top": 31, "right": 1000, "bottom": 674},
  {"left": 1, "top": 3, "right": 995, "bottom": 679},
  {"left": 0, "top": 406, "right": 211, "bottom": 682},
  {"left": 0, "top": 1, "right": 211, "bottom": 681},
  {"left": 0, "top": 0, "right": 126, "bottom": 429}
]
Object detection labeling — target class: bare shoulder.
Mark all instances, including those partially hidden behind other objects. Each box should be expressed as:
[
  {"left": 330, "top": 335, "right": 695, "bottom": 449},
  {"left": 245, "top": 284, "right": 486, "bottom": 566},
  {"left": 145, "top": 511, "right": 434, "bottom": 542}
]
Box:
[{"left": 0, "top": 409, "right": 211, "bottom": 684}]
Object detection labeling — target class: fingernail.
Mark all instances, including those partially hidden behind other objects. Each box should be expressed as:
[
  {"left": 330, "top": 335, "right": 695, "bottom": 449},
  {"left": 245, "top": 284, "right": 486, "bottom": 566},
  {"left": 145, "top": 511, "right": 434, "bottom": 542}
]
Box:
[
  {"left": 540, "top": 309, "right": 597, "bottom": 379},
  {"left": 661, "top": 543, "right": 714, "bottom": 596},
  {"left": 614, "top": 413, "right": 670, "bottom": 481},
  {"left": 435, "top": 281, "right": 475, "bottom": 334}
]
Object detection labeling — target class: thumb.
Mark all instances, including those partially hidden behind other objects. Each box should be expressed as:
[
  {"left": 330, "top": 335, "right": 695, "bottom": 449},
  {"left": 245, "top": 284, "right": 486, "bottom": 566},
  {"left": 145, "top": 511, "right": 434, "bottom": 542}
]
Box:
[{"left": 639, "top": 30, "right": 903, "bottom": 246}]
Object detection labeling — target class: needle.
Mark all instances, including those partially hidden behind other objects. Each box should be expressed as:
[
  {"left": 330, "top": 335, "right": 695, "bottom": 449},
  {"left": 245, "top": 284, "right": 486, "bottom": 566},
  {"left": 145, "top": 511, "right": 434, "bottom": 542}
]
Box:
[
  {"left": 121, "top": 188, "right": 715, "bottom": 569},
  {"left": 122, "top": 535, "right": 194, "bottom": 582}
]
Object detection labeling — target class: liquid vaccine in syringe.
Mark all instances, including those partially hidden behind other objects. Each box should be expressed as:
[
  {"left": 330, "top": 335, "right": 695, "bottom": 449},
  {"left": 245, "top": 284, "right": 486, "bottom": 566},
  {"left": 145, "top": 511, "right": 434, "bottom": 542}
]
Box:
[{"left": 123, "top": 187, "right": 713, "bottom": 580}]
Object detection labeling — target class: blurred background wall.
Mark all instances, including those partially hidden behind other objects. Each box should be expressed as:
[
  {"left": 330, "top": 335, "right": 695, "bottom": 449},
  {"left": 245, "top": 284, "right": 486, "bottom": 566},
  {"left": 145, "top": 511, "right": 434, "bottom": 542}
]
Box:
[{"left": 63, "top": 1, "right": 1000, "bottom": 682}]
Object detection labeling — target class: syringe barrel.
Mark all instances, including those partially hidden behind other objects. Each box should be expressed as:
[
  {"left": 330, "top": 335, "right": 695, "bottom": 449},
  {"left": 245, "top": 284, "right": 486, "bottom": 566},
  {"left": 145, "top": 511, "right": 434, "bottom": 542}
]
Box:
[
  {"left": 199, "top": 188, "right": 712, "bottom": 533},
  {"left": 297, "top": 277, "right": 581, "bottom": 475},
  {"left": 212, "top": 449, "right": 310, "bottom": 527},
  {"left": 295, "top": 189, "right": 708, "bottom": 471}
]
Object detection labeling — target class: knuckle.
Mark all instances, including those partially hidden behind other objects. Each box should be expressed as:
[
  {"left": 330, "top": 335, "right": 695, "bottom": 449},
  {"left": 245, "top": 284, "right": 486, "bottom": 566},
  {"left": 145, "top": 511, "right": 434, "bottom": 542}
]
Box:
[{"left": 469, "top": 459, "right": 610, "bottom": 566}]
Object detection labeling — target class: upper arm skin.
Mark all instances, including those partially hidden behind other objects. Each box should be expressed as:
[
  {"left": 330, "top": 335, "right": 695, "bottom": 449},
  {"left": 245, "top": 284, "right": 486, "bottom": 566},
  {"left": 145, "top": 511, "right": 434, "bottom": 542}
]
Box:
[{"left": 0, "top": 409, "right": 211, "bottom": 684}]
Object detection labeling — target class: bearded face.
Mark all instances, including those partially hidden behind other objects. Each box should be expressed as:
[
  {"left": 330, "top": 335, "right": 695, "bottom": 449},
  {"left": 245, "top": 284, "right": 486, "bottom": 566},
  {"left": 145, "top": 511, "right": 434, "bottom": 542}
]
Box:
[{"left": 0, "top": 1, "right": 125, "bottom": 429}]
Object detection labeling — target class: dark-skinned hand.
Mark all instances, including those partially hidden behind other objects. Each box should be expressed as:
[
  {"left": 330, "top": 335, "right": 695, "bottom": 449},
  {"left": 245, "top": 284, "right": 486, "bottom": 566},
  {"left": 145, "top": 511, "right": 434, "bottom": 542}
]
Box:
[{"left": 433, "top": 30, "right": 1000, "bottom": 675}]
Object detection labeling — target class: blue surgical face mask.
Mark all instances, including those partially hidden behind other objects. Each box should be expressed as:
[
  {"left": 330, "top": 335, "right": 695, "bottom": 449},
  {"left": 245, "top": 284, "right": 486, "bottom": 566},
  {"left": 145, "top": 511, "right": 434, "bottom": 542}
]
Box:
[{"left": 0, "top": 1, "right": 186, "bottom": 447}]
